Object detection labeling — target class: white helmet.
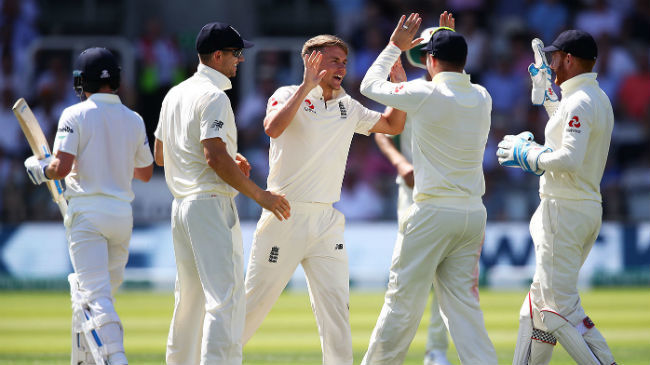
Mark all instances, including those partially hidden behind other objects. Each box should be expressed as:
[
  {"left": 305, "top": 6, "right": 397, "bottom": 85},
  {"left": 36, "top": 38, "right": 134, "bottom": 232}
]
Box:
[{"left": 405, "top": 27, "right": 438, "bottom": 70}]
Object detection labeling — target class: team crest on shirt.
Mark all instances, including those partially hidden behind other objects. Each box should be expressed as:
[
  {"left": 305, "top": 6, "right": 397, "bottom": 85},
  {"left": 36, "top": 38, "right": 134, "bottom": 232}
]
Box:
[
  {"left": 303, "top": 99, "right": 316, "bottom": 113},
  {"left": 211, "top": 120, "right": 224, "bottom": 130},
  {"left": 338, "top": 101, "right": 347, "bottom": 119},
  {"left": 566, "top": 115, "right": 581, "bottom": 133}
]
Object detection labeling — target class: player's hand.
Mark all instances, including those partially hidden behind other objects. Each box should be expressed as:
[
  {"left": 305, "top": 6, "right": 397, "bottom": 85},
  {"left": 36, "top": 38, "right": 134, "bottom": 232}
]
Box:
[
  {"left": 496, "top": 132, "right": 551, "bottom": 175},
  {"left": 235, "top": 153, "right": 251, "bottom": 177},
  {"left": 302, "top": 51, "right": 327, "bottom": 90},
  {"left": 389, "top": 58, "right": 407, "bottom": 83},
  {"left": 396, "top": 160, "right": 414, "bottom": 188},
  {"left": 529, "top": 38, "right": 559, "bottom": 106},
  {"left": 390, "top": 13, "right": 424, "bottom": 52},
  {"left": 259, "top": 191, "right": 291, "bottom": 221},
  {"left": 439, "top": 11, "right": 455, "bottom": 29},
  {"left": 24, "top": 155, "right": 52, "bottom": 185}
]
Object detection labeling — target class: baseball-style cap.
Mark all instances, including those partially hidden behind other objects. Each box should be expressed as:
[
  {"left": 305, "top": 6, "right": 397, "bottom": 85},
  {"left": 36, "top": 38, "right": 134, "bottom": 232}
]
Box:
[
  {"left": 74, "top": 47, "right": 120, "bottom": 82},
  {"left": 542, "top": 30, "right": 597, "bottom": 60},
  {"left": 195, "top": 22, "right": 254, "bottom": 54},
  {"left": 421, "top": 28, "right": 467, "bottom": 64},
  {"left": 406, "top": 27, "right": 437, "bottom": 69}
]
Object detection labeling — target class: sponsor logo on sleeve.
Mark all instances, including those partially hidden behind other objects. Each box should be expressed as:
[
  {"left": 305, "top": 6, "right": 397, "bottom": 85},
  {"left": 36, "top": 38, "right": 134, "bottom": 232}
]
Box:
[
  {"left": 567, "top": 115, "right": 581, "bottom": 133},
  {"left": 334, "top": 243, "right": 344, "bottom": 250},
  {"left": 211, "top": 120, "right": 224, "bottom": 130},
  {"left": 392, "top": 84, "right": 404, "bottom": 94},
  {"left": 270, "top": 97, "right": 278, "bottom": 107},
  {"left": 58, "top": 125, "right": 74, "bottom": 134}
]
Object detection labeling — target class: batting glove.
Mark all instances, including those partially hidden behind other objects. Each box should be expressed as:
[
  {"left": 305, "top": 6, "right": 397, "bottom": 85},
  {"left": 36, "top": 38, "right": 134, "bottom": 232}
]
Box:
[
  {"left": 24, "top": 155, "right": 52, "bottom": 185},
  {"left": 529, "top": 38, "right": 559, "bottom": 107},
  {"left": 496, "top": 132, "right": 552, "bottom": 176}
]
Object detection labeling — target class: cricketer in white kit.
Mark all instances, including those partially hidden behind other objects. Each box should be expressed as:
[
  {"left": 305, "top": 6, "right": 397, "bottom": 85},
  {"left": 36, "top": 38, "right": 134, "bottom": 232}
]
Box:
[
  {"left": 25, "top": 47, "right": 154, "bottom": 365},
  {"left": 154, "top": 22, "right": 289, "bottom": 365},
  {"left": 497, "top": 30, "right": 617, "bottom": 365},
  {"left": 242, "top": 35, "right": 407, "bottom": 364},
  {"left": 359, "top": 13, "right": 497, "bottom": 365},
  {"left": 376, "top": 23, "right": 465, "bottom": 365}
]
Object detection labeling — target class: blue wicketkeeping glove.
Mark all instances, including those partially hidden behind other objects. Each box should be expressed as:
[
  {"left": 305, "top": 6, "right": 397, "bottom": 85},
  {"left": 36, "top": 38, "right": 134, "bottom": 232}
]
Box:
[
  {"left": 529, "top": 38, "right": 559, "bottom": 107},
  {"left": 496, "top": 132, "right": 552, "bottom": 176}
]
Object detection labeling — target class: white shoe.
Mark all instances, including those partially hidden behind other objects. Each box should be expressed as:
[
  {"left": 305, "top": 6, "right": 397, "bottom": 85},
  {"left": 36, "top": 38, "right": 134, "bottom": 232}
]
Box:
[{"left": 424, "top": 350, "right": 452, "bottom": 365}]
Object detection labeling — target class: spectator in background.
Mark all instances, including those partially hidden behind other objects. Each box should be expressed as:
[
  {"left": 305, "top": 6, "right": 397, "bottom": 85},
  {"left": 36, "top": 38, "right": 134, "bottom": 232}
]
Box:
[
  {"left": 622, "top": 0, "right": 650, "bottom": 43},
  {"left": 527, "top": 0, "right": 569, "bottom": 43},
  {"left": 456, "top": 11, "right": 488, "bottom": 81},
  {"left": 136, "top": 17, "right": 184, "bottom": 145},
  {"left": 0, "top": 0, "right": 39, "bottom": 83},
  {"left": 575, "top": 0, "right": 622, "bottom": 39}
]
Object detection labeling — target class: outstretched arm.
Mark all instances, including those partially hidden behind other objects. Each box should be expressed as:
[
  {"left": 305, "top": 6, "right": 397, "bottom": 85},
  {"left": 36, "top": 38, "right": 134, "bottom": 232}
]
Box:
[
  {"left": 374, "top": 132, "right": 414, "bottom": 188},
  {"left": 264, "top": 51, "right": 326, "bottom": 138}
]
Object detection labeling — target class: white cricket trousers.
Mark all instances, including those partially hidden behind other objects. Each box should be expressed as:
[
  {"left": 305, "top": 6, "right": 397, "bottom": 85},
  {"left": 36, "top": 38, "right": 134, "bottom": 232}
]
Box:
[
  {"left": 166, "top": 193, "right": 244, "bottom": 365},
  {"left": 243, "top": 202, "right": 351, "bottom": 365},
  {"left": 362, "top": 197, "right": 497, "bottom": 365},
  {"left": 529, "top": 196, "right": 602, "bottom": 326},
  {"left": 65, "top": 196, "right": 133, "bottom": 360},
  {"left": 397, "top": 183, "right": 448, "bottom": 354}
]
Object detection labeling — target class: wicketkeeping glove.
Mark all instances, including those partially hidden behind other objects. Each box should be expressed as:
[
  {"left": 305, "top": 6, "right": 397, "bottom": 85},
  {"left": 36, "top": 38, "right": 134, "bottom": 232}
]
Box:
[
  {"left": 496, "top": 132, "right": 552, "bottom": 176},
  {"left": 529, "top": 38, "right": 559, "bottom": 110},
  {"left": 24, "top": 155, "right": 52, "bottom": 185}
]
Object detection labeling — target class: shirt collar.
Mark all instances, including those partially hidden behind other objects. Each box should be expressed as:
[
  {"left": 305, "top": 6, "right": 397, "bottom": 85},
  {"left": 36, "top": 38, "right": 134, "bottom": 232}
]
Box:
[
  {"left": 309, "top": 84, "right": 347, "bottom": 100},
  {"left": 88, "top": 93, "right": 122, "bottom": 104},
  {"left": 431, "top": 71, "right": 471, "bottom": 85},
  {"left": 197, "top": 63, "right": 232, "bottom": 91},
  {"left": 560, "top": 72, "right": 598, "bottom": 95}
]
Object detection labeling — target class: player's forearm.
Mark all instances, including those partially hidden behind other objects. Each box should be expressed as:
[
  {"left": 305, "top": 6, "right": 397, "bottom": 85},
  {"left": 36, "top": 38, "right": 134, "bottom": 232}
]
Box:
[
  {"left": 264, "top": 84, "right": 312, "bottom": 138},
  {"left": 538, "top": 148, "right": 582, "bottom": 173},
  {"left": 360, "top": 43, "right": 401, "bottom": 99},
  {"left": 134, "top": 164, "right": 154, "bottom": 182},
  {"left": 207, "top": 150, "right": 265, "bottom": 203},
  {"left": 380, "top": 107, "right": 407, "bottom": 135},
  {"left": 45, "top": 151, "right": 74, "bottom": 180},
  {"left": 374, "top": 132, "right": 406, "bottom": 167},
  {"left": 154, "top": 139, "right": 164, "bottom": 166}
]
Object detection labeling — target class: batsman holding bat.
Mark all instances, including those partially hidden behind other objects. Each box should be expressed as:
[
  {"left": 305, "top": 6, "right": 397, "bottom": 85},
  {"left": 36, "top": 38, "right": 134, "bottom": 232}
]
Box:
[
  {"left": 497, "top": 30, "right": 617, "bottom": 365},
  {"left": 24, "top": 47, "right": 154, "bottom": 365},
  {"left": 359, "top": 12, "right": 497, "bottom": 365}
]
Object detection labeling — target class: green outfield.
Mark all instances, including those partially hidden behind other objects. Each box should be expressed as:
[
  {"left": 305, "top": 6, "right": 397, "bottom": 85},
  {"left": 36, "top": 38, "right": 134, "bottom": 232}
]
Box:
[{"left": 0, "top": 288, "right": 648, "bottom": 364}]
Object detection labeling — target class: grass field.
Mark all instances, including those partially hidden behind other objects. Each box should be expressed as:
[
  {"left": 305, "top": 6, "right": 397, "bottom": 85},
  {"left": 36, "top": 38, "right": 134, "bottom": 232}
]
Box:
[{"left": 0, "top": 288, "right": 648, "bottom": 364}]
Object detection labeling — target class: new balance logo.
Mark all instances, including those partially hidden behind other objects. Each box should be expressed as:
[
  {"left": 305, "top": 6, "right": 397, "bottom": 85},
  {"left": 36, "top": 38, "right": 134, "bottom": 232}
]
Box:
[
  {"left": 338, "top": 101, "right": 347, "bottom": 119},
  {"left": 335, "top": 243, "right": 343, "bottom": 250},
  {"left": 268, "top": 246, "right": 279, "bottom": 263},
  {"left": 211, "top": 120, "right": 224, "bottom": 130},
  {"left": 100, "top": 70, "right": 110, "bottom": 79},
  {"left": 58, "top": 126, "right": 74, "bottom": 133}
]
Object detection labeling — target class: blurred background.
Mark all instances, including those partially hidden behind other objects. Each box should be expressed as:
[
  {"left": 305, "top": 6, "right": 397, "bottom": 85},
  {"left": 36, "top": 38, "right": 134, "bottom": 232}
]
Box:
[{"left": 1, "top": 0, "right": 649, "bottom": 289}]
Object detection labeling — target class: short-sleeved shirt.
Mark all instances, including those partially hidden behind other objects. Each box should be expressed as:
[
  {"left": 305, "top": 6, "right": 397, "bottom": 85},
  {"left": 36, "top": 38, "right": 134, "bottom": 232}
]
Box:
[
  {"left": 538, "top": 73, "right": 614, "bottom": 202},
  {"left": 154, "top": 64, "right": 238, "bottom": 199},
  {"left": 266, "top": 85, "right": 381, "bottom": 203},
  {"left": 361, "top": 44, "right": 492, "bottom": 202},
  {"left": 53, "top": 93, "right": 153, "bottom": 202}
]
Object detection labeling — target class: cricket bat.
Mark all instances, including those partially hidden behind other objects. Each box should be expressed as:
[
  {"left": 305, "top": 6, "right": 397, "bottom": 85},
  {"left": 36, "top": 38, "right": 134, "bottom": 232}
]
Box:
[{"left": 12, "top": 98, "right": 68, "bottom": 217}]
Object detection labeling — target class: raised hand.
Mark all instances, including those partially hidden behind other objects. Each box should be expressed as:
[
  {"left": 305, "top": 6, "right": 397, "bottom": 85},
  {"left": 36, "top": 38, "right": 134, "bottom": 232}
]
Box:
[
  {"left": 439, "top": 11, "right": 455, "bottom": 30},
  {"left": 390, "top": 13, "right": 424, "bottom": 52},
  {"left": 302, "top": 51, "right": 327, "bottom": 90},
  {"left": 389, "top": 57, "right": 407, "bottom": 83}
]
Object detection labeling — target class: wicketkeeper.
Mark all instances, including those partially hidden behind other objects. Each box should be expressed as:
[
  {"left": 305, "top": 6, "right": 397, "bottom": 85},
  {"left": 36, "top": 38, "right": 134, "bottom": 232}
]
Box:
[
  {"left": 497, "top": 30, "right": 617, "bottom": 365},
  {"left": 24, "top": 47, "right": 154, "bottom": 365}
]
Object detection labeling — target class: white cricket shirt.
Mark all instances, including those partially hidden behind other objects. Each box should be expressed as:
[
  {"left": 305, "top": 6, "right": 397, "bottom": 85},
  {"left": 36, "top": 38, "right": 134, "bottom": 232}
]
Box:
[
  {"left": 154, "top": 64, "right": 238, "bottom": 199},
  {"left": 266, "top": 84, "right": 381, "bottom": 203},
  {"left": 361, "top": 44, "right": 492, "bottom": 202},
  {"left": 538, "top": 73, "right": 614, "bottom": 202},
  {"left": 53, "top": 93, "right": 153, "bottom": 202}
]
